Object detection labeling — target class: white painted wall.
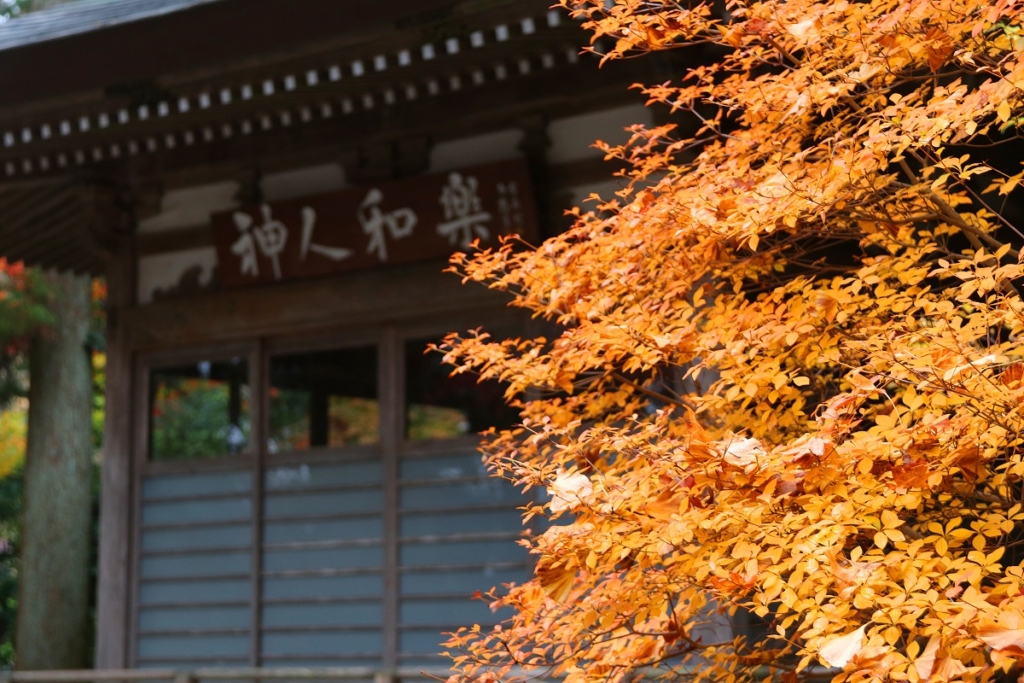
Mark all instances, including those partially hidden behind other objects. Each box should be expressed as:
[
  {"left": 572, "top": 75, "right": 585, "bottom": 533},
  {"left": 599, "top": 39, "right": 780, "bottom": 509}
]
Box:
[
  {"left": 548, "top": 104, "right": 651, "bottom": 215},
  {"left": 262, "top": 163, "right": 346, "bottom": 202},
  {"left": 429, "top": 129, "right": 523, "bottom": 172},
  {"left": 547, "top": 103, "right": 652, "bottom": 164},
  {"left": 137, "top": 181, "right": 240, "bottom": 303},
  {"left": 139, "top": 181, "right": 239, "bottom": 234},
  {"left": 137, "top": 248, "right": 218, "bottom": 304}
]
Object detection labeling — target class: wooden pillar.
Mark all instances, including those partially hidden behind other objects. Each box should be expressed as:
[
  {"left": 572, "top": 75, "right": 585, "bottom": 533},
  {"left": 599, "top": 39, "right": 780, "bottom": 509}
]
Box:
[
  {"left": 379, "top": 327, "right": 399, "bottom": 672},
  {"left": 309, "top": 387, "right": 329, "bottom": 447},
  {"left": 94, "top": 242, "right": 136, "bottom": 668},
  {"left": 518, "top": 115, "right": 554, "bottom": 239}
]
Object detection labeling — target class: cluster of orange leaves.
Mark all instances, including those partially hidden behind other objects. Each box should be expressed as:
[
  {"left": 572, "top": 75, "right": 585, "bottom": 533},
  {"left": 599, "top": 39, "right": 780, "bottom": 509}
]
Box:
[{"left": 439, "top": 1, "right": 1024, "bottom": 683}]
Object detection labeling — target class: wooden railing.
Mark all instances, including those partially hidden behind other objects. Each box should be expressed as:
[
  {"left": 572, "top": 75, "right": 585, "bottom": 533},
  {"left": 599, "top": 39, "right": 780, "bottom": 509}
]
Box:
[{"left": 0, "top": 669, "right": 449, "bottom": 683}]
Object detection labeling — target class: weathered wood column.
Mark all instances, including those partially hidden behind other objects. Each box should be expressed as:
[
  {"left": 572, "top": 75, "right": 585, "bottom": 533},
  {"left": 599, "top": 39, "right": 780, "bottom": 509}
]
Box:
[{"left": 94, "top": 242, "right": 136, "bottom": 668}]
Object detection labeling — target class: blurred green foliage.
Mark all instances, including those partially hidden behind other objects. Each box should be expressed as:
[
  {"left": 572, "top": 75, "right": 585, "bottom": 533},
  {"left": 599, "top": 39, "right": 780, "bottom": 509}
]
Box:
[
  {"left": 0, "top": 471, "right": 20, "bottom": 666},
  {"left": 0, "top": 0, "right": 30, "bottom": 22},
  {"left": 150, "top": 373, "right": 250, "bottom": 460}
]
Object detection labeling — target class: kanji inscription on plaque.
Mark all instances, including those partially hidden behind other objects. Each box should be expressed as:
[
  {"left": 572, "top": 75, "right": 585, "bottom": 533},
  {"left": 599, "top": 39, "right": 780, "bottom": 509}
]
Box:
[{"left": 213, "top": 159, "right": 537, "bottom": 288}]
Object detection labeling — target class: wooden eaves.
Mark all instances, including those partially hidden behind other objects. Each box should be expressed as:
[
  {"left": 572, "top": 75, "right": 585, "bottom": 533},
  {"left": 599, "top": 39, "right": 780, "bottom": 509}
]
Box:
[{"left": 0, "top": 0, "right": 684, "bottom": 275}]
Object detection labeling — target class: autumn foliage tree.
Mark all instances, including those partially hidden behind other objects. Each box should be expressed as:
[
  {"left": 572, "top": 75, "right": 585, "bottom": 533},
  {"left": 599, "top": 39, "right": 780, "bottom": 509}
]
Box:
[{"left": 440, "top": 1, "right": 1024, "bottom": 683}]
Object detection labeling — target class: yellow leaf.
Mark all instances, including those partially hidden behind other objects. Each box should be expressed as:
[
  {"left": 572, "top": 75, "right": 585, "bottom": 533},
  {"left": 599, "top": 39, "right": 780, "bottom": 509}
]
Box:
[
  {"left": 881, "top": 510, "right": 901, "bottom": 529},
  {"left": 819, "top": 625, "right": 867, "bottom": 668},
  {"left": 997, "top": 99, "right": 1012, "bottom": 123},
  {"left": 978, "top": 613, "right": 1024, "bottom": 652},
  {"left": 914, "top": 635, "right": 940, "bottom": 679}
]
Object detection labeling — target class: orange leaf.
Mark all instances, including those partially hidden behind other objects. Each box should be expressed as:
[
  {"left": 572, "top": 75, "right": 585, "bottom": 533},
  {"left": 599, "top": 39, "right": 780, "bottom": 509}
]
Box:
[
  {"left": 536, "top": 563, "right": 575, "bottom": 603},
  {"left": 1001, "top": 362, "right": 1024, "bottom": 387}
]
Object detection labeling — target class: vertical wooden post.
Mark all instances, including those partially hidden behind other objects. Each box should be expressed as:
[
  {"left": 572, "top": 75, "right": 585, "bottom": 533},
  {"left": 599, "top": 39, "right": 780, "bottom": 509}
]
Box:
[
  {"left": 309, "top": 387, "right": 329, "bottom": 447},
  {"left": 95, "top": 242, "right": 137, "bottom": 668},
  {"left": 518, "top": 115, "right": 552, "bottom": 239},
  {"left": 250, "top": 341, "right": 267, "bottom": 666},
  {"left": 379, "top": 327, "right": 400, "bottom": 671}
]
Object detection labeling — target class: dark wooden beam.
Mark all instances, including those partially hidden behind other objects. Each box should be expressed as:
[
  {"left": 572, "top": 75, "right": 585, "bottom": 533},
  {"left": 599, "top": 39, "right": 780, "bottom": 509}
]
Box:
[
  {"left": 123, "top": 261, "right": 507, "bottom": 350},
  {"left": 151, "top": 55, "right": 666, "bottom": 189},
  {"left": 134, "top": 224, "right": 213, "bottom": 257},
  {"left": 0, "top": 20, "right": 588, "bottom": 169},
  {"left": 0, "top": 0, "right": 545, "bottom": 109}
]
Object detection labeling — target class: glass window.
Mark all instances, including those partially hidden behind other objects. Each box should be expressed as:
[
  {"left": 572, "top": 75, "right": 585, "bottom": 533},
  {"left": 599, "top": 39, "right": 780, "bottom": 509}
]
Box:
[
  {"left": 404, "top": 336, "right": 519, "bottom": 441},
  {"left": 268, "top": 346, "right": 378, "bottom": 452},
  {"left": 149, "top": 358, "right": 250, "bottom": 461}
]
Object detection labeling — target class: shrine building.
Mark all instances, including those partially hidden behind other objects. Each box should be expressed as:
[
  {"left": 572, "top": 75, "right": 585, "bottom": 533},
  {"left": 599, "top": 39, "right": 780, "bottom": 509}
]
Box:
[{"left": 0, "top": 0, "right": 695, "bottom": 676}]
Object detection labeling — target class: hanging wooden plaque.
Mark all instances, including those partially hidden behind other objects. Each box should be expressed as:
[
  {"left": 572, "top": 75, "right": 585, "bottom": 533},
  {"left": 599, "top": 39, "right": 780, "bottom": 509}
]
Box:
[{"left": 212, "top": 158, "right": 538, "bottom": 288}]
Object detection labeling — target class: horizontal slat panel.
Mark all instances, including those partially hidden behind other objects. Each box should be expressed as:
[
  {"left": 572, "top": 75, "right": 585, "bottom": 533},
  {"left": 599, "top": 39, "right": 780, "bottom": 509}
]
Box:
[
  {"left": 264, "top": 547, "right": 382, "bottom": 572},
  {"left": 265, "top": 461, "right": 383, "bottom": 491},
  {"left": 137, "top": 634, "right": 249, "bottom": 659},
  {"left": 141, "top": 551, "right": 252, "bottom": 579},
  {"left": 399, "top": 452, "right": 486, "bottom": 480},
  {"left": 260, "top": 455, "right": 386, "bottom": 660},
  {"left": 139, "top": 579, "right": 251, "bottom": 605},
  {"left": 264, "top": 490, "right": 382, "bottom": 518},
  {"left": 400, "top": 540, "right": 524, "bottom": 568},
  {"left": 397, "top": 655, "right": 451, "bottom": 669},
  {"left": 138, "top": 465, "right": 256, "bottom": 665},
  {"left": 399, "top": 509, "right": 522, "bottom": 537},
  {"left": 138, "top": 658, "right": 248, "bottom": 668},
  {"left": 261, "top": 631, "right": 383, "bottom": 657},
  {"left": 139, "top": 606, "right": 251, "bottom": 631},
  {"left": 142, "top": 524, "right": 252, "bottom": 552},
  {"left": 143, "top": 470, "right": 252, "bottom": 499},
  {"left": 400, "top": 599, "right": 509, "bottom": 627},
  {"left": 263, "top": 518, "right": 383, "bottom": 545},
  {"left": 262, "top": 602, "right": 383, "bottom": 628},
  {"left": 259, "top": 657, "right": 379, "bottom": 669},
  {"left": 399, "top": 481, "right": 519, "bottom": 509},
  {"left": 397, "top": 448, "right": 530, "bottom": 663},
  {"left": 399, "top": 630, "right": 453, "bottom": 657},
  {"left": 142, "top": 497, "right": 252, "bottom": 525},
  {"left": 399, "top": 568, "right": 526, "bottom": 596},
  {"left": 262, "top": 574, "right": 383, "bottom": 600}
]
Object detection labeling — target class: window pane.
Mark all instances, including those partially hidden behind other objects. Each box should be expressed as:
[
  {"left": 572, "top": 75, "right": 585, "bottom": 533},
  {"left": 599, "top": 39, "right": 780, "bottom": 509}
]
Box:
[
  {"left": 404, "top": 336, "right": 519, "bottom": 441},
  {"left": 268, "top": 346, "right": 378, "bottom": 452},
  {"left": 150, "top": 358, "right": 250, "bottom": 461}
]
